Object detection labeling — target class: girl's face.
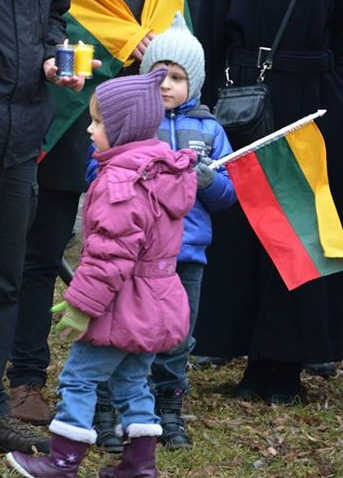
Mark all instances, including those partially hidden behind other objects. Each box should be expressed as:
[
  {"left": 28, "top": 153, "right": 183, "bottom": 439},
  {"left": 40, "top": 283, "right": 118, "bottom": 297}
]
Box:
[
  {"left": 152, "top": 62, "right": 188, "bottom": 110},
  {"left": 87, "top": 99, "right": 110, "bottom": 152}
]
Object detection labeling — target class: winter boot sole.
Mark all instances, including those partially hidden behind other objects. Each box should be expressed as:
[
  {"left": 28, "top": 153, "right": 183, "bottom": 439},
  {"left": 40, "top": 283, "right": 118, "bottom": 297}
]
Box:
[
  {"left": 6, "top": 453, "right": 35, "bottom": 478},
  {"left": 161, "top": 440, "right": 193, "bottom": 451},
  {"left": 12, "top": 415, "right": 51, "bottom": 426}
]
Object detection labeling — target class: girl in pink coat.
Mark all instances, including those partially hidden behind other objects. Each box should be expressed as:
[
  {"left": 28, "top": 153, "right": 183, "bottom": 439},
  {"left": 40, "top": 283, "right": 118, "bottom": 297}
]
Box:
[{"left": 7, "top": 68, "right": 197, "bottom": 478}]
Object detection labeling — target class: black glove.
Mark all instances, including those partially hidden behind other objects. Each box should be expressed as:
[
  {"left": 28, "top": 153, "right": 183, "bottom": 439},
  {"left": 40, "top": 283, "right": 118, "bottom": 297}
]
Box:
[{"left": 194, "top": 156, "right": 215, "bottom": 190}]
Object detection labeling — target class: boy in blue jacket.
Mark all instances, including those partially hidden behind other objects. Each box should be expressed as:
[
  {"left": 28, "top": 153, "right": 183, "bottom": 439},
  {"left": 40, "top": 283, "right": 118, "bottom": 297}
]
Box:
[
  {"left": 139, "top": 11, "right": 236, "bottom": 450},
  {"left": 90, "top": 12, "right": 236, "bottom": 451}
]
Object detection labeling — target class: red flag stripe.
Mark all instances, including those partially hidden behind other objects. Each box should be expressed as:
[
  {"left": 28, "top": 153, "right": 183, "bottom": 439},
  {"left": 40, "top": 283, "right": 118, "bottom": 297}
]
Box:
[
  {"left": 36, "top": 150, "right": 47, "bottom": 164},
  {"left": 226, "top": 151, "right": 320, "bottom": 290}
]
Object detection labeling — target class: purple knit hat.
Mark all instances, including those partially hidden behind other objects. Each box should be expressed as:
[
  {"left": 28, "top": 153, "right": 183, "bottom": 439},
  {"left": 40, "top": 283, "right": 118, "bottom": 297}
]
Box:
[{"left": 95, "top": 68, "right": 168, "bottom": 147}]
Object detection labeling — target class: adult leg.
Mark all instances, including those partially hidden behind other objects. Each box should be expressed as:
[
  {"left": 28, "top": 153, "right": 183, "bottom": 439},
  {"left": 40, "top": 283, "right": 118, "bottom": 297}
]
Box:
[
  {"left": 151, "top": 262, "right": 204, "bottom": 449},
  {"left": 7, "top": 188, "right": 80, "bottom": 424},
  {"left": 0, "top": 159, "right": 49, "bottom": 453}
]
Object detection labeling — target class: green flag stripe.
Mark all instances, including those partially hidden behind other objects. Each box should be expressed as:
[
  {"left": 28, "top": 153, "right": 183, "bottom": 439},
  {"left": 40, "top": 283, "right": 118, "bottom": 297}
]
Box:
[
  {"left": 184, "top": 0, "right": 193, "bottom": 32},
  {"left": 257, "top": 138, "right": 343, "bottom": 276}
]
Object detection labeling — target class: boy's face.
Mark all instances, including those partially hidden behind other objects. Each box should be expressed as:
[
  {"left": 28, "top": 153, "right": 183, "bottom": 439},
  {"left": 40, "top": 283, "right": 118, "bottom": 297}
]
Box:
[
  {"left": 87, "top": 103, "right": 110, "bottom": 152},
  {"left": 152, "top": 62, "right": 188, "bottom": 110}
]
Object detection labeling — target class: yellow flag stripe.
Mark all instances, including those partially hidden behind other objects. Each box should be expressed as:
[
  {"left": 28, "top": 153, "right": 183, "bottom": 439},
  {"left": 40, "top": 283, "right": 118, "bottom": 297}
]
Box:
[
  {"left": 70, "top": 0, "right": 184, "bottom": 65},
  {"left": 286, "top": 122, "right": 343, "bottom": 257}
]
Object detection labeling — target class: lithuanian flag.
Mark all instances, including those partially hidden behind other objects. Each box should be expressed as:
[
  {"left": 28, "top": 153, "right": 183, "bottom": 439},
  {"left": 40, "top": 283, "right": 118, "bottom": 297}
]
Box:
[
  {"left": 42, "top": 0, "right": 192, "bottom": 157},
  {"left": 222, "top": 115, "right": 343, "bottom": 290}
]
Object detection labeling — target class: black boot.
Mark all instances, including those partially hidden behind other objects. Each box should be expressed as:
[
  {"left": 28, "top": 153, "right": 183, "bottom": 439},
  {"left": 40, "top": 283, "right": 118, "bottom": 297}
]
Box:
[
  {"left": 0, "top": 414, "right": 49, "bottom": 454},
  {"left": 303, "top": 362, "right": 336, "bottom": 379},
  {"left": 155, "top": 390, "right": 192, "bottom": 450},
  {"left": 234, "top": 359, "right": 272, "bottom": 401},
  {"left": 266, "top": 361, "right": 303, "bottom": 405},
  {"left": 93, "top": 405, "right": 123, "bottom": 453},
  {"left": 192, "top": 356, "right": 228, "bottom": 368}
]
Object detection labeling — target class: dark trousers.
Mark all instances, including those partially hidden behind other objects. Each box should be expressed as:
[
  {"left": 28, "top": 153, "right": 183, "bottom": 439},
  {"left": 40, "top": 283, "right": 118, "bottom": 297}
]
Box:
[
  {"left": 0, "top": 159, "right": 38, "bottom": 413},
  {"left": 6, "top": 188, "right": 80, "bottom": 388},
  {"left": 151, "top": 262, "right": 204, "bottom": 393}
]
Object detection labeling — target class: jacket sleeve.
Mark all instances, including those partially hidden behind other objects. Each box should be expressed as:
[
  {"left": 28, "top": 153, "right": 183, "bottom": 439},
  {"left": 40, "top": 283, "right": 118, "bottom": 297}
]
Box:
[
  {"left": 85, "top": 143, "right": 98, "bottom": 188},
  {"left": 197, "top": 121, "right": 237, "bottom": 212},
  {"left": 44, "top": 0, "right": 70, "bottom": 60},
  {"left": 65, "top": 176, "right": 146, "bottom": 318},
  {"left": 332, "top": 1, "right": 343, "bottom": 78}
]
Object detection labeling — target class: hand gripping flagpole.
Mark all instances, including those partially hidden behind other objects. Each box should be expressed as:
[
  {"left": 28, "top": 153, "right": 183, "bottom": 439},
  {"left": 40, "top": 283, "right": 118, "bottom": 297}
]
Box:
[{"left": 209, "top": 109, "right": 327, "bottom": 170}]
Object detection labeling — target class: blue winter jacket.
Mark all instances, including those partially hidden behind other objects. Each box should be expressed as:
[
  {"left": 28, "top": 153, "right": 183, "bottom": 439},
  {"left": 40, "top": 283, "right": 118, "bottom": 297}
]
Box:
[
  {"left": 158, "top": 98, "right": 236, "bottom": 264},
  {"left": 85, "top": 98, "right": 236, "bottom": 265}
]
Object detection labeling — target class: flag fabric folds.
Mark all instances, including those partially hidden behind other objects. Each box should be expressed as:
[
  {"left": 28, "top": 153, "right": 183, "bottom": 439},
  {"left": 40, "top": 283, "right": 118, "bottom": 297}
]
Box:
[
  {"left": 42, "top": 0, "right": 192, "bottom": 157},
  {"left": 226, "top": 121, "right": 343, "bottom": 290}
]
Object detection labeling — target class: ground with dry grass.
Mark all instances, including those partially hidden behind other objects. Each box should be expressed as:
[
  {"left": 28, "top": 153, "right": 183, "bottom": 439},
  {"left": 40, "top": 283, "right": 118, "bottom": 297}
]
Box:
[{"left": 1, "top": 237, "right": 343, "bottom": 478}]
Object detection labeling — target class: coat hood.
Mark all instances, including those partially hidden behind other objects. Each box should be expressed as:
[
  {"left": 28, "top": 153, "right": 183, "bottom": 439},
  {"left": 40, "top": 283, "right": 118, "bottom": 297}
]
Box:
[{"left": 94, "top": 138, "right": 197, "bottom": 219}]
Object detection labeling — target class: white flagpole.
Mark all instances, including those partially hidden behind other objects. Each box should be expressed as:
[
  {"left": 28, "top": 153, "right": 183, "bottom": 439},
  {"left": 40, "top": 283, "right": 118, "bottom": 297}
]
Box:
[{"left": 209, "top": 109, "right": 327, "bottom": 170}]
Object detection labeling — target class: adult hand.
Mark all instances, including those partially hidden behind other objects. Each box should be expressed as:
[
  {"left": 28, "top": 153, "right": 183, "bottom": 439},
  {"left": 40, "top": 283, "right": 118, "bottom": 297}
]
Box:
[
  {"left": 131, "top": 32, "right": 155, "bottom": 62},
  {"left": 43, "top": 58, "right": 102, "bottom": 92},
  {"left": 52, "top": 300, "right": 90, "bottom": 340}
]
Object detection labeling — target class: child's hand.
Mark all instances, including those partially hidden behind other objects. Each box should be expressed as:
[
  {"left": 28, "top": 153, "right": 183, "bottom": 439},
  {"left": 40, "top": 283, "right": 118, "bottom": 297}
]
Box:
[
  {"left": 194, "top": 156, "right": 215, "bottom": 190},
  {"left": 52, "top": 301, "right": 90, "bottom": 340}
]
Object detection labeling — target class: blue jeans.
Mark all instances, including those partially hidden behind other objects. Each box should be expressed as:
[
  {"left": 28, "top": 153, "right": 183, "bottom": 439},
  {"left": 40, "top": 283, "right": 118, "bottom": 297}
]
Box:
[
  {"left": 55, "top": 342, "right": 159, "bottom": 433},
  {"left": 151, "top": 262, "right": 204, "bottom": 393},
  {"left": 96, "top": 262, "right": 204, "bottom": 407}
]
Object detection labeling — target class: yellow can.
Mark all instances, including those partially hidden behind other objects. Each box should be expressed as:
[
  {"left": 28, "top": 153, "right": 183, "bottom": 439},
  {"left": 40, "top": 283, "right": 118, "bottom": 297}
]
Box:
[{"left": 74, "top": 42, "right": 94, "bottom": 78}]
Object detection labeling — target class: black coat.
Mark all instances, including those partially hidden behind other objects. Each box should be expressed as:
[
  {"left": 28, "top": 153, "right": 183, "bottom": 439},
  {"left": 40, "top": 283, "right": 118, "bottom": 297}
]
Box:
[
  {"left": 193, "top": 0, "right": 343, "bottom": 363},
  {"left": 0, "top": 0, "right": 69, "bottom": 167},
  {"left": 38, "top": 109, "right": 90, "bottom": 193}
]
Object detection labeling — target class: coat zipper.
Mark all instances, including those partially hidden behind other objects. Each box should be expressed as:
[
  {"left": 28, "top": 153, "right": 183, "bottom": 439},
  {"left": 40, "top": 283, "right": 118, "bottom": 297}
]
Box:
[{"left": 169, "top": 110, "right": 177, "bottom": 151}]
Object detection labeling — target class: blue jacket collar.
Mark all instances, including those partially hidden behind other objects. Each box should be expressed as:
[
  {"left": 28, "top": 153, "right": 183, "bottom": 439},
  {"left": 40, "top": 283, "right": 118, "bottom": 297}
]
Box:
[{"left": 166, "top": 98, "right": 215, "bottom": 120}]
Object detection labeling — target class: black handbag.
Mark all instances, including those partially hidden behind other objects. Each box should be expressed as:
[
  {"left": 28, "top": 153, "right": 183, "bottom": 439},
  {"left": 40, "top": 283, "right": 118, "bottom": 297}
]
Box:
[{"left": 214, "top": 0, "right": 297, "bottom": 150}]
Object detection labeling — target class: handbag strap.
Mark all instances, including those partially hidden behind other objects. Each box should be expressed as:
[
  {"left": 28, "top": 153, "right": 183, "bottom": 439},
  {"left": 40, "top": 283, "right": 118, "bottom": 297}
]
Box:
[
  {"left": 257, "top": 0, "right": 297, "bottom": 81},
  {"left": 225, "top": 0, "right": 297, "bottom": 84}
]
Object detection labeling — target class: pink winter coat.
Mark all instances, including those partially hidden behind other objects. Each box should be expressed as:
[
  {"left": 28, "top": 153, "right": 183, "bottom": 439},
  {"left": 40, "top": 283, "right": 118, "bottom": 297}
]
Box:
[{"left": 65, "top": 138, "right": 197, "bottom": 353}]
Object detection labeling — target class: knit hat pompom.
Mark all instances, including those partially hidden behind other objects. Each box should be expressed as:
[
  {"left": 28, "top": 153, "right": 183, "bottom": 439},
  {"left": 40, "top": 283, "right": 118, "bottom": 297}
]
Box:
[
  {"left": 95, "top": 67, "right": 168, "bottom": 147},
  {"left": 140, "top": 11, "right": 205, "bottom": 100}
]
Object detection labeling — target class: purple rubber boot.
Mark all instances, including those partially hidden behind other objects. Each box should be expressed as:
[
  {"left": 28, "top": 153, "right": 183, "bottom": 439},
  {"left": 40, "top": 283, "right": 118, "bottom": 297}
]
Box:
[
  {"left": 99, "top": 436, "right": 158, "bottom": 478},
  {"left": 6, "top": 433, "right": 89, "bottom": 477}
]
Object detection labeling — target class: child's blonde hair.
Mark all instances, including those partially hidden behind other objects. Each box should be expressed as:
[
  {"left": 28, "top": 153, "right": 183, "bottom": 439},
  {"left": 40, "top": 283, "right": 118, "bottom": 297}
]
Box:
[{"left": 89, "top": 93, "right": 102, "bottom": 120}]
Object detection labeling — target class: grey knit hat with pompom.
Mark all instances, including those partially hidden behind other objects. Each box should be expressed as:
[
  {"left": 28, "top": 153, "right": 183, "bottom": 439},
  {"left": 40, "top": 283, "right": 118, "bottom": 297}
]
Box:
[{"left": 140, "top": 11, "right": 205, "bottom": 100}]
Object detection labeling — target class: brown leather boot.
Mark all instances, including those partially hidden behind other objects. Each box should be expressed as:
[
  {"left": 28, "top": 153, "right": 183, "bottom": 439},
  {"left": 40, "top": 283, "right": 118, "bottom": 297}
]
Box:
[
  {"left": 10, "top": 384, "right": 50, "bottom": 425},
  {"left": 0, "top": 415, "right": 49, "bottom": 454}
]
